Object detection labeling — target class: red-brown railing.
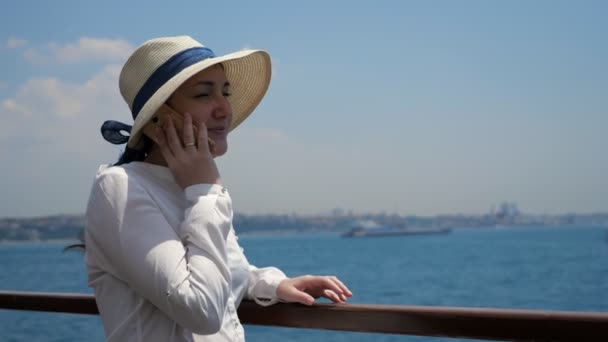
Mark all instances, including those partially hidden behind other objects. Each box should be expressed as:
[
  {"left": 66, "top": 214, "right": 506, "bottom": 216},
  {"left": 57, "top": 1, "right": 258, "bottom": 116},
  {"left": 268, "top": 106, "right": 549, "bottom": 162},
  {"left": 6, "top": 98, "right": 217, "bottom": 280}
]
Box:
[{"left": 1, "top": 290, "right": 607, "bottom": 341}]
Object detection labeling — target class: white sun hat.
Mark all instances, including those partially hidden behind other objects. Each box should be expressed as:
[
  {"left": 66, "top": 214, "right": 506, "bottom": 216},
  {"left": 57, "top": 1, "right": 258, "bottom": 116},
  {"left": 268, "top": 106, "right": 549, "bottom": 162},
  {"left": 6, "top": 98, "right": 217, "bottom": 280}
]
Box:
[{"left": 102, "top": 35, "right": 271, "bottom": 149}]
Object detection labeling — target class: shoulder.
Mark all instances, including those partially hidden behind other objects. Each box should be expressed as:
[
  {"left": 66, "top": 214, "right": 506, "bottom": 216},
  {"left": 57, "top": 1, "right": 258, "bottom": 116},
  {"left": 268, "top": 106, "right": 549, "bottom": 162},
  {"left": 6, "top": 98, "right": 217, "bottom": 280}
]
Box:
[
  {"left": 87, "top": 162, "right": 177, "bottom": 217},
  {"left": 93, "top": 164, "right": 137, "bottom": 196},
  {"left": 87, "top": 163, "right": 150, "bottom": 213}
]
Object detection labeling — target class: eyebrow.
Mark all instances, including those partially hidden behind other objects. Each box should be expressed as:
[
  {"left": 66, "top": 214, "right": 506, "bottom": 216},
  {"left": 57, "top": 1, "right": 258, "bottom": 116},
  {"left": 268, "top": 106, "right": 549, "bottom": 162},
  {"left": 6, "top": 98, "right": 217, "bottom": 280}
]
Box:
[{"left": 195, "top": 81, "right": 231, "bottom": 87}]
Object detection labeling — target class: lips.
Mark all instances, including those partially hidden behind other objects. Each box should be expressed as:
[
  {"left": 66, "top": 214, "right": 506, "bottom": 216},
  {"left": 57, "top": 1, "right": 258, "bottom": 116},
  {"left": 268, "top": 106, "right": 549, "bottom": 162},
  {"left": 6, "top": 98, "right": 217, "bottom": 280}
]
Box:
[{"left": 207, "top": 127, "right": 227, "bottom": 136}]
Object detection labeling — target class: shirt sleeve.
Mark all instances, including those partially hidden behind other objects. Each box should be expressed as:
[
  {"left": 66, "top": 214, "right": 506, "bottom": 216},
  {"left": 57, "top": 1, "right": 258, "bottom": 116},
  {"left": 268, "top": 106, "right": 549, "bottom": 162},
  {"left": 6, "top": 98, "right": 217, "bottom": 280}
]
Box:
[
  {"left": 85, "top": 171, "right": 232, "bottom": 335},
  {"left": 246, "top": 264, "right": 287, "bottom": 306}
]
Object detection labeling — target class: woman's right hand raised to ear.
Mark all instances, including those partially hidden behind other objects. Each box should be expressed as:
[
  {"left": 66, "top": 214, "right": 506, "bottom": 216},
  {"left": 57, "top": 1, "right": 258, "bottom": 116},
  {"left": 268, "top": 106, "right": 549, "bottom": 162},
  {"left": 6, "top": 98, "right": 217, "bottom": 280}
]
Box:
[{"left": 155, "top": 112, "right": 221, "bottom": 189}]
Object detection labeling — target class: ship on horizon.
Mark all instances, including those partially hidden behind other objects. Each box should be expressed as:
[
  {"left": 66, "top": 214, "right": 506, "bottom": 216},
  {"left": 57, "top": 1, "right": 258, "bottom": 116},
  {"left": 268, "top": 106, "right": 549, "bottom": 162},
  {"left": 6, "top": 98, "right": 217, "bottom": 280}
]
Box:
[{"left": 341, "top": 220, "right": 451, "bottom": 238}]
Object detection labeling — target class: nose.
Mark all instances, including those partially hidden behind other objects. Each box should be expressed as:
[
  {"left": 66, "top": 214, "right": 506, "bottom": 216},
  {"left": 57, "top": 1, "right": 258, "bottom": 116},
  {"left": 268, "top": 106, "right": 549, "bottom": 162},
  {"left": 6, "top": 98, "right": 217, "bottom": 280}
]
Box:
[{"left": 212, "top": 94, "right": 232, "bottom": 120}]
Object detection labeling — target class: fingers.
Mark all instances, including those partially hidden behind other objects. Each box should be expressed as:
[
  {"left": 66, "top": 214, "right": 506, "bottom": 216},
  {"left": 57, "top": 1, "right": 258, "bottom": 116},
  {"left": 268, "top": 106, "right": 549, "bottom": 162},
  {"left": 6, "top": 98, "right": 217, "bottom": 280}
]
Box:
[
  {"left": 281, "top": 283, "right": 315, "bottom": 306},
  {"left": 291, "top": 275, "right": 352, "bottom": 303},
  {"left": 292, "top": 288, "right": 316, "bottom": 306},
  {"left": 196, "top": 120, "right": 212, "bottom": 155},
  {"left": 163, "top": 116, "right": 186, "bottom": 159},
  {"left": 207, "top": 137, "right": 216, "bottom": 154},
  {"left": 152, "top": 111, "right": 222, "bottom": 188},
  {"left": 182, "top": 112, "right": 196, "bottom": 151},
  {"left": 331, "top": 276, "right": 353, "bottom": 298},
  {"left": 278, "top": 275, "right": 352, "bottom": 306},
  {"left": 155, "top": 125, "right": 176, "bottom": 165},
  {"left": 322, "top": 289, "right": 345, "bottom": 304},
  {"left": 320, "top": 276, "right": 348, "bottom": 301}
]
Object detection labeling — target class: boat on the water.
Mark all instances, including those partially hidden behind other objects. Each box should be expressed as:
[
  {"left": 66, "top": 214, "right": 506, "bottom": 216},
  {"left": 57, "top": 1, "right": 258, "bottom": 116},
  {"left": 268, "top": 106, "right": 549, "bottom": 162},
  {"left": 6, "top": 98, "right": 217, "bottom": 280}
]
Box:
[{"left": 342, "top": 220, "right": 451, "bottom": 238}]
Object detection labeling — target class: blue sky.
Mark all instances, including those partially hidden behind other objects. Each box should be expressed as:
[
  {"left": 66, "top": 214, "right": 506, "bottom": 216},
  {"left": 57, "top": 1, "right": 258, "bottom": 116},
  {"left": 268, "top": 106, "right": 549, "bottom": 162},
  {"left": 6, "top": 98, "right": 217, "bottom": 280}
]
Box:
[{"left": 1, "top": 0, "right": 606, "bottom": 218}]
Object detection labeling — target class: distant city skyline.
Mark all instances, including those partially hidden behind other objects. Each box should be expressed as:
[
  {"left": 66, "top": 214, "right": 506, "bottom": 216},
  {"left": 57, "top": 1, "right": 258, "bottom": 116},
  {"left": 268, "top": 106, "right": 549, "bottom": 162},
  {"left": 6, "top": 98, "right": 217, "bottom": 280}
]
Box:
[{"left": 1, "top": 1, "right": 606, "bottom": 218}]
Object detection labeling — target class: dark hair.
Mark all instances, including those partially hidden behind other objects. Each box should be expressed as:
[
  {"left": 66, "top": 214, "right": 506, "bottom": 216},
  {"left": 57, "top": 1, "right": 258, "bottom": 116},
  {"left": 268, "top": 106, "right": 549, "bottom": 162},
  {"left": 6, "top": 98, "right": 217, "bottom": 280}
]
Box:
[
  {"left": 63, "top": 230, "right": 85, "bottom": 252},
  {"left": 115, "top": 135, "right": 155, "bottom": 166}
]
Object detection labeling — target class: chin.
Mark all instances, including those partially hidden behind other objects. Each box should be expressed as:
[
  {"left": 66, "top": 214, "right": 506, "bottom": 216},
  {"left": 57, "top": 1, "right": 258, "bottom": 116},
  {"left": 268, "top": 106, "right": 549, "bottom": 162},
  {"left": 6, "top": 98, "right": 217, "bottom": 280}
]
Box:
[{"left": 212, "top": 142, "right": 228, "bottom": 157}]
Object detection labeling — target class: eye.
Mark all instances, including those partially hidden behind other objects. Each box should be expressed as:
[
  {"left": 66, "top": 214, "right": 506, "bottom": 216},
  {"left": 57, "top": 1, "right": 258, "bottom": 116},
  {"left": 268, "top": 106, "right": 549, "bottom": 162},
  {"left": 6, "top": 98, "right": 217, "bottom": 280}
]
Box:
[
  {"left": 223, "top": 85, "right": 232, "bottom": 97},
  {"left": 195, "top": 93, "right": 210, "bottom": 98}
]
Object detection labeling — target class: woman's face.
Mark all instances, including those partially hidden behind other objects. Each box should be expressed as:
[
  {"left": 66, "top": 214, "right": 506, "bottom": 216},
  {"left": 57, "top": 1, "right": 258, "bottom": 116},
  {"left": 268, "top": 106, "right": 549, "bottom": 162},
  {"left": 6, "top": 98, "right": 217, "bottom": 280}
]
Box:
[{"left": 166, "top": 64, "right": 233, "bottom": 157}]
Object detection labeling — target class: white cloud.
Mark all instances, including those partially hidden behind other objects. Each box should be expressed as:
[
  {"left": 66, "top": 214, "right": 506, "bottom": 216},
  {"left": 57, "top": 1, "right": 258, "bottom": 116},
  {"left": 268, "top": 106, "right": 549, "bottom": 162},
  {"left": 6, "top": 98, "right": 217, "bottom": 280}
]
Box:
[
  {"left": 0, "top": 64, "right": 126, "bottom": 149},
  {"left": 23, "top": 37, "right": 134, "bottom": 64},
  {"left": 1, "top": 98, "right": 22, "bottom": 112},
  {"left": 6, "top": 37, "right": 28, "bottom": 49},
  {"left": 0, "top": 63, "right": 131, "bottom": 217}
]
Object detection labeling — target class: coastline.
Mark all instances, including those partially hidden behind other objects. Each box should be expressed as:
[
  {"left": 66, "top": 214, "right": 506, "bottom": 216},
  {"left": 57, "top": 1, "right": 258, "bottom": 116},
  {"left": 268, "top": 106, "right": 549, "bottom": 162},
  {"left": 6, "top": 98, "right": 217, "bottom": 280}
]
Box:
[
  {"left": 1, "top": 225, "right": 605, "bottom": 245},
  {"left": 0, "top": 238, "right": 80, "bottom": 245}
]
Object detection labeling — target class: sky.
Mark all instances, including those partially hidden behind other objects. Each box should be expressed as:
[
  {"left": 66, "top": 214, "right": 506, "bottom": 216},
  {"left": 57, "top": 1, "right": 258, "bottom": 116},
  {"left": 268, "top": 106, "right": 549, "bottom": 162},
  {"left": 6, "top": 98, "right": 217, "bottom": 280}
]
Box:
[{"left": 0, "top": 0, "right": 606, "bottom": 218}]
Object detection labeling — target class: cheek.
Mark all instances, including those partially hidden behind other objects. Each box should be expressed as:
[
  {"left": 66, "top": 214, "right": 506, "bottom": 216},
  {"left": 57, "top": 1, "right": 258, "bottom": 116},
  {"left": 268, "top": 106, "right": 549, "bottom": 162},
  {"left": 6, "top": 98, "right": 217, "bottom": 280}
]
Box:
[{"left": 191, "top": 111, "right": 213, "bottom": 126}]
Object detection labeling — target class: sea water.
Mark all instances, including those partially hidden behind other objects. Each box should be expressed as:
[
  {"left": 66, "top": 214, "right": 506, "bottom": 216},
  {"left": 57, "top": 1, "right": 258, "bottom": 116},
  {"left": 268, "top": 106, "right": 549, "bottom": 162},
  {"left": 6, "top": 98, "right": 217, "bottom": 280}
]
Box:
[{"left": 1, "top": 226, "right": 607, "bottom": 341}]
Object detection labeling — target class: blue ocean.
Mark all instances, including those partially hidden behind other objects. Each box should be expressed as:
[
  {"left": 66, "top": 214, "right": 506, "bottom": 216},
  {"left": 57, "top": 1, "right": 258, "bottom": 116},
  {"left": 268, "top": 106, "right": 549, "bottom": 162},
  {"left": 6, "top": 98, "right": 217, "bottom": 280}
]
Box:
[{"left": 1, "top": 226, "right": 607, "bottom": 341}]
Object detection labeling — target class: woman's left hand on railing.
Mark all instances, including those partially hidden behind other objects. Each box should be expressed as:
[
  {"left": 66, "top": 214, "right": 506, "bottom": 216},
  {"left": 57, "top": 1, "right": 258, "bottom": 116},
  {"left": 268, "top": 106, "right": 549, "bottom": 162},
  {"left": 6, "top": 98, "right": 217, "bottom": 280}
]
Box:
[{"left": 277, "top": 275, "right": 352, "bottom": 305}]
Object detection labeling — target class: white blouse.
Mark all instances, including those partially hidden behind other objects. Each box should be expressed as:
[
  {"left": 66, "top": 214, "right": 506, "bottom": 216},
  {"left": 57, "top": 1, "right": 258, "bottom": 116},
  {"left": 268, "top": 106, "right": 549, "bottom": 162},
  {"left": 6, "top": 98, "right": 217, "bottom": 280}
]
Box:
[{"left": 84, "top": 162, "right": 286, "bottom": 341}]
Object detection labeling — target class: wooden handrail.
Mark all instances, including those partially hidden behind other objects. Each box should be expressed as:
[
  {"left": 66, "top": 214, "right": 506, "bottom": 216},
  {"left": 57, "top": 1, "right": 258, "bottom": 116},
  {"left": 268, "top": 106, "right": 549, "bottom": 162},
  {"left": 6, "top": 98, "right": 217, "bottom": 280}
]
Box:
[{"left": 1, "top": 290, "right": 607, "bottom": 341}]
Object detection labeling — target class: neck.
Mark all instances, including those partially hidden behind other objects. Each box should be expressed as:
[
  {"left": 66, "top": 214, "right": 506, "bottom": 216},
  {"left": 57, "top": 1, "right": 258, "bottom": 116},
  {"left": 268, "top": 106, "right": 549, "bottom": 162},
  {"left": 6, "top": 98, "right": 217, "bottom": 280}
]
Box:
[{"left": 143, "top": 145, "right": 168, "bottom": 167}]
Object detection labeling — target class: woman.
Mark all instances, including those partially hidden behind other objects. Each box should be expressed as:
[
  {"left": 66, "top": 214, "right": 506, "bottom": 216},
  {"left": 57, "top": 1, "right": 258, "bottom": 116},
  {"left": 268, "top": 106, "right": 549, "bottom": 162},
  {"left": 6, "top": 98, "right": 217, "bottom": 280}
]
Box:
[{"left": 85, "top": 36, "right": 351, "bottom": 341}]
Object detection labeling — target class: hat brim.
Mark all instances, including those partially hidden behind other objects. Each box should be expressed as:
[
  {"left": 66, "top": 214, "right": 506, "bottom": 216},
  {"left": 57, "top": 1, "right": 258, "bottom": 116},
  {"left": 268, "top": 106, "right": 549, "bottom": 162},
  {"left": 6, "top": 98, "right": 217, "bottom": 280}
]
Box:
[{"left": 127, "top": 49, "right": 271, "bottom": 148}]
